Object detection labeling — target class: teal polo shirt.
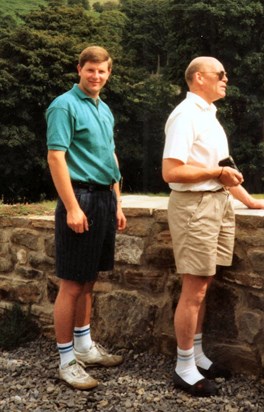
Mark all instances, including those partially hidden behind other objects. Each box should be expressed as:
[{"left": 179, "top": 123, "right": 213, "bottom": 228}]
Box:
[{"left": 46, "top": 84, "right": 121, "bottom": 184}]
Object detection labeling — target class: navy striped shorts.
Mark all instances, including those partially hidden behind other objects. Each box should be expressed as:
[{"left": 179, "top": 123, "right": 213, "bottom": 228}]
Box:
[{"left": 55, "top": 188, "right": 117, "bottom": 283}]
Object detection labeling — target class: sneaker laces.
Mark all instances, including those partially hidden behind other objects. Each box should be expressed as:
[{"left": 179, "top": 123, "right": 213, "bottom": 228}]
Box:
[
  {"left": 92, "top": 342, "right": 110, "bottom": 356},
  {"left": 68, "top": 361, "right": 88, "bottom": 378}
]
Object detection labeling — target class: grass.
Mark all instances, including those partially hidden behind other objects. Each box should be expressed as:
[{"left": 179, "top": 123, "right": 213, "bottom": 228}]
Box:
[
  {"left": 0, "top": 0, "right": 117, "bottom": 20},
  {"left": 0, "top": 200, "right": 56, "bottom": 217},
  {"left": 0, "top": 194, "right": 263, "bottom": 217},
  {"left": 0, "top": 0, "right": 48, "bottom": 18},
  {"left": 250, "top": 194, "right": 264, "bottom": 199}
]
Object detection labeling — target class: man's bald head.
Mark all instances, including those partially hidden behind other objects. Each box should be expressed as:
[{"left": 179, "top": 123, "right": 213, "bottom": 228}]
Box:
[{"left": 185, "top": 56, "right": 221, "bottom": 86}]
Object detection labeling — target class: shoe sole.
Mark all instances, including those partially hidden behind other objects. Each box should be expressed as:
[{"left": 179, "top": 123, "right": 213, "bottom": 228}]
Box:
[
  {"left": 198, "top": 365, "right": 232, "bottom": 380},
  {"left": 173, "top": 372, "right": 218, "bottom": 397},
  {"left": 76, "top": 357, "right": 123, "bottom": 368},
  {"left": 59, "top": 375, "right": 99, "bottom": 390}
]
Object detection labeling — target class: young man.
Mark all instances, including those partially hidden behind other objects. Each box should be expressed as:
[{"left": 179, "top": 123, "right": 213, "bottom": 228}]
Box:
[
  {"left": 162, "top": 56, "right": 264, "bottom": 397},
  {"left": 46, "top": 46, "right": 126, "bottom": 390}
]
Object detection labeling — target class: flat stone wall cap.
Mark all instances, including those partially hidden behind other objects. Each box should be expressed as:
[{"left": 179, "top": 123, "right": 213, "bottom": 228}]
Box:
[
  {"left": 122, "top": 195, "right": 168, "bottom": 210},
  {"left": 121, "top": 196, "right": 264, "bottom": 217}
]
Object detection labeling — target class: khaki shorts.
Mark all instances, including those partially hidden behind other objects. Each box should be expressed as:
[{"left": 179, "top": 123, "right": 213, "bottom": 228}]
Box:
[{"left": 168, "top": 190, "right": 235, "bottom": 276}]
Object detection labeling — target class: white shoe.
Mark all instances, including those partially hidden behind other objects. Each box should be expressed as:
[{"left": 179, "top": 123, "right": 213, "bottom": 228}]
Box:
[
  {"left": 75, "top": 342, "right": 123, "bottom": 367},
  {"left": 59, "top": 359, "right": 98, "bottom": 390}
]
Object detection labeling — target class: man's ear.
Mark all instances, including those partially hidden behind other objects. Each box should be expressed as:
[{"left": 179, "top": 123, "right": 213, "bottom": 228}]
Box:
[
  {"left": 195, "top": 71, "right": 204, "bottom": 85},
  {"left": 77, "top": 64, "right": 81, "bottom": 75}
]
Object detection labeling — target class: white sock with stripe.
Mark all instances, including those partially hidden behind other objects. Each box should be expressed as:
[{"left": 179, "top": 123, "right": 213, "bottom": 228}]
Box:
[
  {"left": 57, "top": 341, "right": 75, "bottom": 368},
  {"left": 194, "top": 333, "right": 213, "bottom": 370},
  {"left": 175, "top": 346, "right": 204, "bottom": 385},
  {"left": 74, "top": 324, "right": 93, "bottom": 352}
]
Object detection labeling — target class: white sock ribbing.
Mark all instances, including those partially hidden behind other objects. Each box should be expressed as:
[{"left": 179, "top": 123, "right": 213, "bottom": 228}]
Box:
[
  {"left": 194, "top": 333, "right": 213, "bottom": 370},
  {"left": 74, "top": 324, "right": 92, "bottom": 352},
  {"left": 175, "top": 346, "right": 204, "bottom": 385},
  {"left": 57, "top": 341, "right": 75, "bottom": 368}
]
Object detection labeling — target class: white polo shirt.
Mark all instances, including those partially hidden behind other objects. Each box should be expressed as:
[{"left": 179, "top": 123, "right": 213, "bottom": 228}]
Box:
[{"left": 163, "top": 92, "right": 229, "bottom": 192}]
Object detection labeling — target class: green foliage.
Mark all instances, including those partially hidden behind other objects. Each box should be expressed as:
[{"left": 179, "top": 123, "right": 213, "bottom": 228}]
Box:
[
  {"left": 166, "top": 0, "right": 264, "bottom": 192},
  {"left": 68, "top": 0, "right": 90, "bottom": 10},
  {"left": 0, "top": 4, "right": 98, "bottom": 202},
  {"left": 120, "top": 0, "right": 170, "bottom": 74},
  {"left": 0, "top": 303, "right": 41, "bottom": 350},
  {"left": 0, "top": 0, "right": 48, "bottom": 25},
  {"left": 0, "top": 0, "right": 263, "bottom": 199}
]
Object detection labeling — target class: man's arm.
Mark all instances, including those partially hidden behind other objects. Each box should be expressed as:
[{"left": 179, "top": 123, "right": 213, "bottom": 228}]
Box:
[
  {"left": 47, "top": 150, "right": 89, "bottom": 233},
  {"left": 113, "top": 153, "right": 126, "bottom": 230},
  {"left": 229, "top": 185, "right": 264, "bottom": 209},
  {"left": 162, "top": 158, "right": 244, "bottom": 186}
]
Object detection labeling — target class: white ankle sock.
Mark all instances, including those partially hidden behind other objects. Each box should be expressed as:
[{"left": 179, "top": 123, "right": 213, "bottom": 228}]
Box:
[
  {"left": 74, "top": 324, "right": 92, "bottom": 352},
  {"left": 57, "top": 341, "right": 75, "bottom": 368},
  {"left": 194, "top": 333, "right": 213, "bottom": 370},
  {"left": 176, "top": 347, "right": 204, "bottom": 385}
]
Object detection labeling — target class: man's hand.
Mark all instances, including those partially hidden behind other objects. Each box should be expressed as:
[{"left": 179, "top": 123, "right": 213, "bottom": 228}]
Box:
[
  {"left": 67, "top": 207, "right": 89, "bottom": 233},
  {"left": 230, "top": 186, "right": 264, "bottom": 209},
  {"left": 219, "top": 166, "right": 244, "bottom": 187},
  {"left": 116, "top": 205, "right": 127, "bottom": 231}
]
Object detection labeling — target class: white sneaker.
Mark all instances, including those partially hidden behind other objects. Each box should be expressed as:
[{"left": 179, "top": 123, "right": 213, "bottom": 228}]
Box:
[
  {"left": 74, "top": 342, "right": 123, "bottom": 367},
  {"left": 59, "top": 359, "right": 98, "bottom": 390}
]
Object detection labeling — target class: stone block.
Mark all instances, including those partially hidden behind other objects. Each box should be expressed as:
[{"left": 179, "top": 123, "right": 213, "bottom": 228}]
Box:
[
  {"left": 153, "top": 209, "right": 168, "bottom": 223},
  {"left": 115, "top": 234, "right": 144, "bottom": 265},
  {"left": 0, "top": 257, "right": 13, "bottom": 273},
  {"left": 206, "top": 342, "right": 261, "bottom": 376},
  {"left": 221, "top": 270, "right": 263, "bottom": 290},
  {"left": 15, "top": 266, "right": 44, "bottom": 280},
  {"left": 31, "top": 303, "right": 54, "bottom": 326},
  {"left": 144, "top": 229, "right": 174, "bottom": 267},
  {"left": 0, "top": 230, "right": 10, "bottom": 242},
  {"left": 28, "top": 251, "right": 55, "bottom": 270},
  {"left": 156, "top": 333, "right": 176, "bottom": 356},
  {"left": 91, "top": 291, "right": 159, "bottom": 351},
  {"left": 237, "top": 310, "right": 263, "bottom": 344},
  {"left": 204, "top": 283, "right": 238, "bottom": 339},
  {"left": 123, "top": 217, "right": 153, "bottom": 237},
  {"left": 11, "top": 228, "right": 40, "bottom": 250},
  {"left": 47, "top": 275, "right": 59, "bottom": 304},
  {"left": 0, "top": 277, "right": 44, "bottom": 304},
  {"left": 44, "top": 235, "right": 55, "bottom": 258},
  {"left": 247, "top": 291, "right": 264, "bottom": 311},
  {"left": 235, "top": 228, "right": 264, "bottom": 247},
  {"left": 247, "top": 248, "right": 264, "bottom": 272},
  {"left": 30, "top": 216, "right": 55, "bottom": 230},
  {"left": 231, "top": 243, "right": 251, "bottom": 272},
  {"left": 0, "top": 243, "right": 10, "bottom": 255},
  {"left": 16, "top": 248, "right": 28, "bottom": 265},
  {"left": 93, "top": 281, "right": 114, "bottom": 293},
  {"left": 236, "top": 214, "right": 264, "bottom": 229},
  {"left": 98, "top": 269, "right": 122, "bottom": 284},
  {"left": 122, "top": 268, "right": 169, "bottom": 293}
]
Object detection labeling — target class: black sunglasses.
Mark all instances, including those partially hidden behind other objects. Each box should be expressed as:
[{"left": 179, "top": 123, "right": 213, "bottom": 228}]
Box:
[{"left": 200, "top": 70, "right": 227, "bottom": 80}]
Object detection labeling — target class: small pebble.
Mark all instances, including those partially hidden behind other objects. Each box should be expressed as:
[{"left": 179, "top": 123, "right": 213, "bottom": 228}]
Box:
[{"left": 0, "top": 336, "right": 263, "bottom": 412}]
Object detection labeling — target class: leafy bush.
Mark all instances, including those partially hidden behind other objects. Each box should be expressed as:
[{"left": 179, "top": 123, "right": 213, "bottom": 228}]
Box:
[{"left": 0, "top": 303, "right": 41, "bottom": 350}]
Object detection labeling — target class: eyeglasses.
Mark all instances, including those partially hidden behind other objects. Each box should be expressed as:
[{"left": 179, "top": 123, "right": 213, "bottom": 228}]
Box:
[{"left": 200, "top": 70, "right": 227, "bottom": 80}]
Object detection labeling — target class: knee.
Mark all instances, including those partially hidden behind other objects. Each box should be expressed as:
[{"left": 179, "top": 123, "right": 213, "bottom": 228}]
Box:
[{"left": 58, "top": 280, "right": 84, "bottom": 300}]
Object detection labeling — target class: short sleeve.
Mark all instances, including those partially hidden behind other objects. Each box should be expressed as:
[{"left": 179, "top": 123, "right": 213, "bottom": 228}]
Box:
[
  {"left": 46, "top": 107, "right": 75, "bottom": 151},
  {"left": 163, "top": 110, "right": 195, "bottom": 163}
]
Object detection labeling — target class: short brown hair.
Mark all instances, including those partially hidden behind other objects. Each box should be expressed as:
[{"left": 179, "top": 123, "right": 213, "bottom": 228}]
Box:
[{"left": 79, "top": 46, "right": 112, "bottom": 70}]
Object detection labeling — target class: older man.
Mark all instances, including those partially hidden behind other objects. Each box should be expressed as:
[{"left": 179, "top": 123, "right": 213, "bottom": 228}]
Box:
[{"left": 162, "top": 56, "right": 264, "bottom": 397}]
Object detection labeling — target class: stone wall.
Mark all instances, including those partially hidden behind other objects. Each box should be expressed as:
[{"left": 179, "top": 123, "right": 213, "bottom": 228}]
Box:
[{"left": 0, "top": 196, "right": 263, "bottom": 376}]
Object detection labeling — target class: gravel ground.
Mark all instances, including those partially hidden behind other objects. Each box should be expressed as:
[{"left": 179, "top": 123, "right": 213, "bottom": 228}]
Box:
[{"left": 0, "top": 337, "right": 263, "bottom": 412}]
